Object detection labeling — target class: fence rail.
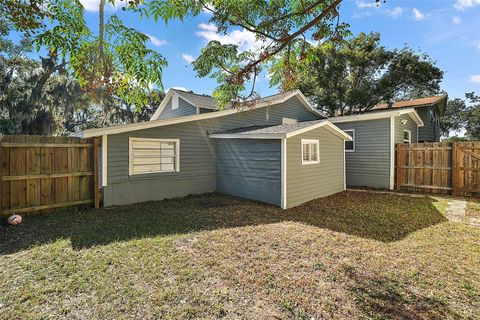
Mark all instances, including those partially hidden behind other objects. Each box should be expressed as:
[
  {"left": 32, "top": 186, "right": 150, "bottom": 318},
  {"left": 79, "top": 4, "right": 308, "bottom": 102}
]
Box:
[
  {"left": 396, "top": 141, "right": 480, "bottom": 196},
  {"left": 0, "top": 135, "right": 100, "bottom": 217}
]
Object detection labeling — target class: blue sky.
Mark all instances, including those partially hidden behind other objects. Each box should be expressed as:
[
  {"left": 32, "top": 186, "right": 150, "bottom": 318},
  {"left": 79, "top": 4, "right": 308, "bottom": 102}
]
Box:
[{"left": 80, "top": 0, "right": 478, "bottom": 100}]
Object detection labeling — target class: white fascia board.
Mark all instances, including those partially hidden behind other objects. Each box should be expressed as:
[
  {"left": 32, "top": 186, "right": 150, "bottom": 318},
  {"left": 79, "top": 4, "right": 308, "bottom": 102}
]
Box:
[
  {"left": 328, "top": 111, "right": 403, "bottom": 123},
  {"left": 150, "top": 90, "right": 174, "bottom": 120},
  {"left": 398, "top": 108, "right": 424, "bottom": 126},
  {"left": 328, "top": 109, "right": 424, "bottom": 127},
  {"left": 285, "top": 121, "right": 353, "bottom": 141},
  {"left": 209, "top": 133, "right": 285, "bottom": 139},
  {"left": 81, "top": 91, "right": 321, "bottom": 138}
]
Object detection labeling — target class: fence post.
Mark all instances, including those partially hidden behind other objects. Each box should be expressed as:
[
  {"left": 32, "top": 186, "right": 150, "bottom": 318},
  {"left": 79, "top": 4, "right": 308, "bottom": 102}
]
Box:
[
  {"left": 93, "top": 138, "right": 100, "bottom": 208},
  {"left": 452, "top": 142, "right": 458, "bottom": 196}
]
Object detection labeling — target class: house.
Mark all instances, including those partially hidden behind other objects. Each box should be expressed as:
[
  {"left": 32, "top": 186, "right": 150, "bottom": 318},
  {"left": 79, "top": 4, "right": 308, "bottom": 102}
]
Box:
[
  {"left": 81, "top": 90, "right": 352, "bottom": 209},
  {"left": 328, "top": 108, "right": 424, "bottom": 189},
  {"left": 150, "top": 89, "right": 223, "bottom": 120},
  {"left": 368, "top": 95, "right": 447, "bottom": 142}
]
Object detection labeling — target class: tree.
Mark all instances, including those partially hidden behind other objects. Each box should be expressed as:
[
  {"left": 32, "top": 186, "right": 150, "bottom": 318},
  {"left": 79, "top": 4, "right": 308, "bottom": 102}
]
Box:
[
  {"left": 464, "top": 92, "right": 480, "bottom": 139},
  {"left": 0, "top": 16, "right": 165, "bottom": 135},
  {"left": 1, "top": 0, "right": 167, "bottom": 109},
  {"left": 439, "top": 92, "right": 480, "bottom": 140},
  {"left": 440, "top": 98, "right": 467, "bottom": 137},
  {"left": 270, "top": 32, "right": 444, "bottom": 116},
  {"left": 3, "top": 0, "right": 367, "bottom": 107}
]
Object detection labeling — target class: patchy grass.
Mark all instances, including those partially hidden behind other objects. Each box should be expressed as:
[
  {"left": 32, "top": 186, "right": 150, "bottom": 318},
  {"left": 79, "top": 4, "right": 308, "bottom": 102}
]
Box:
[
  {"left": 1, "top": 191, "right": 479, "bottom": 319},
  {"left": 466, "top": 201, "right": 480, "bottom": 219}
]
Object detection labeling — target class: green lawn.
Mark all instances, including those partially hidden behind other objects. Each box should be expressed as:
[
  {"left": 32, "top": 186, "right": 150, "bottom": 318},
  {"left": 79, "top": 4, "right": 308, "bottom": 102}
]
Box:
[{"left": 1, "top": 191, "right": 479, "bottom": 319}]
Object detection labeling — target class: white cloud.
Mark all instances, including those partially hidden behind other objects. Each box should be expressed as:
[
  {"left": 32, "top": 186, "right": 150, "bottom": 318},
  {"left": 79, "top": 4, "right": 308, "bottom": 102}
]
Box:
[
  {"left": 386, "top": 7, "right": 403, "bottom": 18},
  {"left": 469, "top": 74, "right": 480, "bottom": 83},
  {"left": 182, "top": 53, "right": 195, "bottom": 63},
  {"left": 79, "top": 0, "right": 123, "bottom": 12},
  {"left": 195, "top": 23, "right": 263, "bottom": 52},
  {"left": 198, "top": 23, "right": 217, "bottom": 32},
  {"left": 145, "top": 34, "right": 167, "bottom": 47},
  {"left": 452, "top": 16, "right": 462, "bottom": 24},
  {"left": 454, "top": 0, "right": 480, "bottom": 10},
  {"left": 356, "top": 0, "right": 379, "bottom": 8},
  {"left": 412, "top": 8, "right": 426, "bottom": 20}
]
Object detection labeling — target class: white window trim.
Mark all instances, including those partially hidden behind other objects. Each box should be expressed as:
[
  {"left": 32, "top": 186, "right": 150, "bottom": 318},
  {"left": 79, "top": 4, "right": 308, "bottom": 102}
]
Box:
[
  {"left": 403, "top": 129, "right": 412, "bottom": 143},
  {"left": 129, "top": 137, "right": 180, "bottom": 176},
  {"left": 344, "top": 129, "right": 355, "bottom": 152},
  {"left": 301, "top": 139, "right": 320, "bottom": 165}
]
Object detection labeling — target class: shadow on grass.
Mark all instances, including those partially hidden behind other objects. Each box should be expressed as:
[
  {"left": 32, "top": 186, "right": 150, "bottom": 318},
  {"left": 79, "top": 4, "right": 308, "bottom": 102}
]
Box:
[
  {"left": 346, "top": 268, "right": 459, "bottom": 319},
  {"left": 0, "top": 191, "right": 447, "bottom": 255}
]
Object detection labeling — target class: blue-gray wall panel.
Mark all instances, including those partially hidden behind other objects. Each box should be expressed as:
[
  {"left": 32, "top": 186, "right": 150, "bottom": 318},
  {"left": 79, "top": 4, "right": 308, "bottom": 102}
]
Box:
[
  {"left": 335, "top": 119, "right": 391, "bottom": 189},
  {"left": 216, "top": 139, "right": 281, "bottom": 206}
]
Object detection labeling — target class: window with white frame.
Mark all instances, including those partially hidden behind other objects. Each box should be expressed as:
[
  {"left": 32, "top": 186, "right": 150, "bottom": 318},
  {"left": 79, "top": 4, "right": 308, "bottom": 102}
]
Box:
[
  {"left": 403, "top": 130, "right": 411, "bottom": 143},
  {"left": 129, "top": 138, "right": 180, "bottom": 175},
  {"left": 344, "top": 129, "right": 355, "bottom": 152},
  {"left": 301, "top": 139, "right": 320, "bottom": 165}
]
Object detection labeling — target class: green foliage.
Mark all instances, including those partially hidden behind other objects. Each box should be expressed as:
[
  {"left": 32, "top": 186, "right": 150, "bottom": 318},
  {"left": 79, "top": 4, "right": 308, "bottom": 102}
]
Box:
[
  {"left": 440, "top": 98, "right": 467, "bottom": 137},
  {"left": 0, "top": 16, "right": 165, "bottom": 135},
  {"left": 440, "top": 92, "right": 480, "bottom": 139},
  {"left": 273, "top": 32, "right": 444, "bottom": 116},
  {"left": 464, "top": 92, "right": 480, "bottom": 140},
  {"left": 1, "top": 0, "right": 167, "bottom": 109},
  {"left": 137, "top": 0, "right": 351, "bottom": 107}
]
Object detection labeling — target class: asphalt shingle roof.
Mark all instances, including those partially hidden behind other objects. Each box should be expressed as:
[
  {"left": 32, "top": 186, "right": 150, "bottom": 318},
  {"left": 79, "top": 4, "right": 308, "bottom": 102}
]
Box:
[
  {"left": 370, "top": 95, "right": 447, "bottom": 111},
  {"left": 213, "top": 120, "right": 329, "bottom": 136}
]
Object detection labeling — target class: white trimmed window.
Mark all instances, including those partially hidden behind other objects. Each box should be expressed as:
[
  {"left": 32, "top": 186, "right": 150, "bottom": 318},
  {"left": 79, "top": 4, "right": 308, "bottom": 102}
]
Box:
[
  {"left": 344, "top": 129, "right": 355, "bottom": 152},
  {"left": 403, "top": 130, "right": 411, "bottom": 143},
  {"left": 301, "top": 139, "right": 320, "bottom": 165},
  {"left": 129, "top": 138, "right": 180, "bottom": 175}
]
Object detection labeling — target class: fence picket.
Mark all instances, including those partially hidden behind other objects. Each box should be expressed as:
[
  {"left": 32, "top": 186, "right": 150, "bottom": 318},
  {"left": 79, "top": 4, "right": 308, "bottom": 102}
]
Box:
[{"left": 0, "top": 135, "right": 99, "bottom": 217}]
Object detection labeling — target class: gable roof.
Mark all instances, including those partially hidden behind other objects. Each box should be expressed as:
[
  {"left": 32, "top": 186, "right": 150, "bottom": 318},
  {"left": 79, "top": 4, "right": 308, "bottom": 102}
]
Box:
[
  {"left": 80, "top": 90, "right": 324, "bottom": 138},
  {"left": 369, "top": 95, "right": 447, "bottom": 115},
  {"left": 150, "top": 89, "right": 217, "bottom": 120},
  {"left": 328, "top": 108, "right": 424, "bottom": 126},
  {"left": 209, "top": 119, "right": 352, "bottom": 140}
]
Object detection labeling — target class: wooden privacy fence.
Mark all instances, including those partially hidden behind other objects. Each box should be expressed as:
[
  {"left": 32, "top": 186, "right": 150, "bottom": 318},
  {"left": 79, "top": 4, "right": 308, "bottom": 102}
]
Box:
[
  {"left": 0, "top": 135, "right": 100, "bottom": 217},
  {"left": 396, "top": 141, "right": 480, "bottom": 196}
]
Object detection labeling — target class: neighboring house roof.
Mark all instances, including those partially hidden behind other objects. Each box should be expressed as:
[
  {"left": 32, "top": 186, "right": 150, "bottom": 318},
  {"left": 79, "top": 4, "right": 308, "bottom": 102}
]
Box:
[
  {"left": 209, "top": 119, "right": 352, "bottom": 140},
  {"left": 81, "top": 90, "right": 324, "bottom": 138},
  {"left": 369, "top": 95, "right": 448, "bottom": 115},
  {"left": 328, "top": 108, "right": 424, "bottom": 126}
]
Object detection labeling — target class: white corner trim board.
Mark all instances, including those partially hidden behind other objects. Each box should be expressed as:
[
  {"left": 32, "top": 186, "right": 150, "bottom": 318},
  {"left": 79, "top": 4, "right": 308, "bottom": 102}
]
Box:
[
  {"left": 102, "top": 134, "right": 108, "bottom": 187},
  {"left": 389, "top": 117, "right": 395, "bottom": 190},
  {"left": 281, "top": 138, "right": 287, "bottom": 209}
]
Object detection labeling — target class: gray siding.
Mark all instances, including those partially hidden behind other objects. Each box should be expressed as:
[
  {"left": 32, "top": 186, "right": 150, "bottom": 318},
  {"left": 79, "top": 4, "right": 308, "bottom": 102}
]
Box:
[
  {"left": 416, "top": 106, "right": 440, "bottom": 142},
  {"left": 395, "top": 114, "right": 418, "bottom": 144},
  {"left": 216, "top": 139, "right": 281, "bottom": 206},
  {"left": 335, "top": 119, "right": 391, "bottom": 189},
  {"left": 158, "top": 97, "right": 198, "bottom": 119},
  {"left": 286, "top": 127, "right": 345, "bottom": 208},
  {"left": 103, "top": 96, "right": 320, "bottom": 206}
]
